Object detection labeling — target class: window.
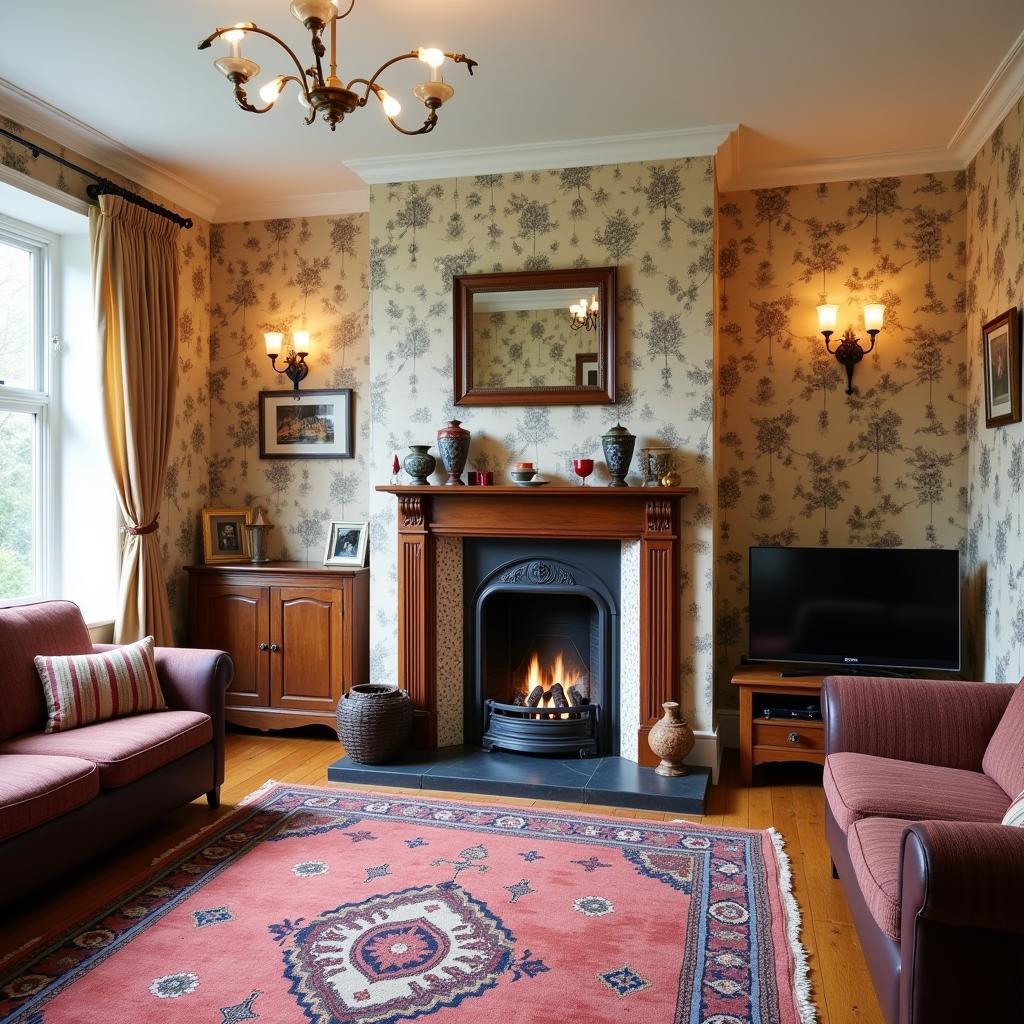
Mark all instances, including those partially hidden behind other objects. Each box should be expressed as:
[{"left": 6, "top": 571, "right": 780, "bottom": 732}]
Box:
[{"left": 0, "top": 221, "right": 53, "bottom": 602}]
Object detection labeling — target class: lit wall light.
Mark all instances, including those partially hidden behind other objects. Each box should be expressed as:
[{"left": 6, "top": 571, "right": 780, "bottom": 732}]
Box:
[{"left": 817, "top": 303, "right": 884, "bottom": 395}]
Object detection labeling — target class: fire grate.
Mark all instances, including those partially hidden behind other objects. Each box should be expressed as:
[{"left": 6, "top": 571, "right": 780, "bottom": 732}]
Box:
[{"left": 481, "top": 699, "right": 599, "bottom": 758}]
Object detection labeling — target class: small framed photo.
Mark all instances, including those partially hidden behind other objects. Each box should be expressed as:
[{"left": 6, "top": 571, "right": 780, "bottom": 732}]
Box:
[
  {"left": 575, "top": 353, "right": 600, "bottom": 387},
  {"left": 259, "top": 388, "right": 354, "bottom": 459},
  {"left": 323, "top": 521, "right": 369, "bottom": 567},
  {"left": 202, "top": 507, "right": 252, "bottom": 563},
  {"left": 982, "top": 307, "right": 1022, "bottom": 429}
]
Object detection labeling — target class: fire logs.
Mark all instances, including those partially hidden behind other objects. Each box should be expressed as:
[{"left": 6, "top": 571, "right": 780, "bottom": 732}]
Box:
[
  {"left": 568, "top": 683, "right": 589, "bottom": 706},
  {"left": 526, "top": 685, "right": 544, "bottom": 707},
  {"left": 513, "top": 691, "right": 526, "bottom": 707},
  {"left": 549, "top": 683, "right": 569, "bottom": 708}
]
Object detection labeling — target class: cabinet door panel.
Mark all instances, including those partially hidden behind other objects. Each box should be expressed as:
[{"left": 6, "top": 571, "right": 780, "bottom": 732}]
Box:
[
  {"left": 270, "top": 587, "right": 342, "bottom": 712},
  {"left": 193, "top": 584, "right": 270, "bottom": 706}
]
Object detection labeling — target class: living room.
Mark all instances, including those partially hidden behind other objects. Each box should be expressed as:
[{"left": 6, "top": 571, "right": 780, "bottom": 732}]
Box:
[{"left": 0, "top": 3, "right": 1022, "bottom": 1022}]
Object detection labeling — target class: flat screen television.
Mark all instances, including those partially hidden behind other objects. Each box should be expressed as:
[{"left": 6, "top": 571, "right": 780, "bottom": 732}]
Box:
[{"left": 748, "top": 547, "right": 960, "bottom": 672}]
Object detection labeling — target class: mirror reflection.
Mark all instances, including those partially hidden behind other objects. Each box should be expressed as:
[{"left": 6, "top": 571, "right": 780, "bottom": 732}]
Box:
[{"left": 470, "top": 287, "right": 604, "bottom": 389}]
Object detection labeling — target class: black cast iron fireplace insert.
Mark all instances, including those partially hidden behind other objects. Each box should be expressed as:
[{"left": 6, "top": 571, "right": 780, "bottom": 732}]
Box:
[{"left": 464, "top": 540, "right": 620, "bottom": 758}]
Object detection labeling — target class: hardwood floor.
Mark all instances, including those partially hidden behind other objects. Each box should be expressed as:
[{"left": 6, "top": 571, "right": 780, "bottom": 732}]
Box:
[{"left": 0, "top": 730, "right": 883, "bottom": 1023}]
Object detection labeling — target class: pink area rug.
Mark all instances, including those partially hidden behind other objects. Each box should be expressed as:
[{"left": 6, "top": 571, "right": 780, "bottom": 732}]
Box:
[{"left": 0, "top": 783, "right": 815, "bottom": 1023}]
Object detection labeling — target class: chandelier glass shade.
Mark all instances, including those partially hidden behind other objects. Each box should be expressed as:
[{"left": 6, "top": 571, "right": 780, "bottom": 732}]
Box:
[
  {"left": 570, "top": 296, "right": 599, "bottom": 331},
  {"left": 198, "top": 0, "right": 477, "bottom": 134}
]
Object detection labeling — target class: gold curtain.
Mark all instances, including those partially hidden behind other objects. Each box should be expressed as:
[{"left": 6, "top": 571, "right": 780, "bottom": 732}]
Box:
[{"left": 89, "top": 195, "right": 179, "bottom": 645}]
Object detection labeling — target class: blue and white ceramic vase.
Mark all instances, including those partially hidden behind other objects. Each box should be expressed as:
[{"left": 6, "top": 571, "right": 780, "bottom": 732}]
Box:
[
  {"left": 403, "top": 445, "right": 436, "bottom": 485},
  {"left": 437, "top": 419, "right": 471, "bottom": 486},
  {"left": 602, "top": 423, "right": 636, "bottom": 487}
]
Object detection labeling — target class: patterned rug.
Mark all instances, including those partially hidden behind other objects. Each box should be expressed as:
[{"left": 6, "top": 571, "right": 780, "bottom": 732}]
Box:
[{"left": 0, "top": 783, "right": 815, "bottom": 1024}]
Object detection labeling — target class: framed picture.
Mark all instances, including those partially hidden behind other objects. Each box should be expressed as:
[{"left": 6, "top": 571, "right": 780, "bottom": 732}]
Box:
[
  {"left": 982, "top": 307, "right": 1022, "bottom": 429},
  {"left": 575, "top": 353, "right": 600, "bottom": 387},
  {"left": 259, "top": 389, "right": 354, "bottom": 459},
  {"left": 202, "top": 507, "right": 252, "bottom": 563},
  {"left": 323, "top": 521, "right": 369, "bottom": 567}
]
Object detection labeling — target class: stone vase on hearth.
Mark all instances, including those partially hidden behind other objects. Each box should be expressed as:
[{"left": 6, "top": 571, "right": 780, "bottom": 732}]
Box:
[
  {"left": 437, "top": 419, "right": 471, "bottom": 485},
  {"left": 647, "top": 701, "right": 695, "bottom": 777}
]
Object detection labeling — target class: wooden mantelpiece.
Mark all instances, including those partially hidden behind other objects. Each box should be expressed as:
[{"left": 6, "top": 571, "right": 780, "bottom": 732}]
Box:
[{"left": 377, "top": 485, "right": 697, "bottom": 761}]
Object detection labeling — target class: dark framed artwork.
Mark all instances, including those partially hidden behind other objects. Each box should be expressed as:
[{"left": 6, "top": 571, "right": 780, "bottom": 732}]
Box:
[
  {"left": 258, "top": 389, "right": 353, "bottom": 459},
  {"left": 201, "top": 507, "right": 252, "bottom": 563},
  {"left": 982, "top": 307, "right": 1022, "bottom": 429},
  {"left": 575, "top": 353, "right": 600, "bottom": 387}
]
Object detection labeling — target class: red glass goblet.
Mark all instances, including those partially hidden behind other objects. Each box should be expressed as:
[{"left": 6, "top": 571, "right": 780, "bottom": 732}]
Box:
[{"left": 572, "top": 458, "right": 595, "bottom": 486}]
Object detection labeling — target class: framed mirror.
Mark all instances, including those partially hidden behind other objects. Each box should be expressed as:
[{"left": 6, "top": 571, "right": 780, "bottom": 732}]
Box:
[{"left": 453, "top": 266, "right": 617, "bottom": 406}]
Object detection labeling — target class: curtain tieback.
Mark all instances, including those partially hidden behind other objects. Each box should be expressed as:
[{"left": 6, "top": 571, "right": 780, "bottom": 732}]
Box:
[{"left": 123, "top": 518, "right": 159, "bottom": 536}]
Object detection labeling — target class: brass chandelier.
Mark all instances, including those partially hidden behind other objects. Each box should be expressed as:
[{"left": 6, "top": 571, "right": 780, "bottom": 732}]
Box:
[{"left": 199, "top": 0, "right": 477, "bottom": 134}]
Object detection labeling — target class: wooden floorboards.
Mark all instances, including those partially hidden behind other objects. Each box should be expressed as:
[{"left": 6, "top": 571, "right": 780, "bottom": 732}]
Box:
[{"left": 0, "top": 730, "right": 884, "bottom": 1023}]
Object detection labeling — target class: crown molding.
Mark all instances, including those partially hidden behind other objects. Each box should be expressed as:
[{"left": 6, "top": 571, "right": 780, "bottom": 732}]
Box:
[
  {"left": 345, "top": 125, "right": 737, "bottom": 184},
  {"left": 0, "top": 77, "right": 219, "bottom": 222},
  {"left": 949, "top": 25, "right": 1024, "bottom": 163},
  {"left": 213, "top": 188, "right": 369, "bottom": 223}
]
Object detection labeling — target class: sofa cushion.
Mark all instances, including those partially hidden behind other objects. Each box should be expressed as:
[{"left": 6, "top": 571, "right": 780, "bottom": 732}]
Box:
[
  {"left": 35, "top": 636, "right": 166, "bottom": 733},
  {"left": 983, "top": 681, "right": 1024, "bottom": 799},
  {"left": 0, "top": 754, "right": 100, "bottom": 842},
  {"left": 0, "top": 711, "right": 212, "bottom": 789},
  {"left": 0, "top": 601, "right": 93, "bottom": 741},
  {"left": 847, "top": 816, "right": 907, "bottom": 941},
  {"left": 824, "top": 752, "right": 1011, "bottom": 833}
]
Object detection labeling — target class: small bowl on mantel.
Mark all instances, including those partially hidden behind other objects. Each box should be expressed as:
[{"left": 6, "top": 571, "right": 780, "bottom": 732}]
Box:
[{"left": 509, "top": 468, "right": 537, "bottom": 483}]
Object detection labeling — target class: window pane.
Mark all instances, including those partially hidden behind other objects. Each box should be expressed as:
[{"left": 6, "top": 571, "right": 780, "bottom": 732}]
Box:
[
  {"left": 0, "top": 240, "right": 35, "bottom": 390},
  {"left": 0, "top": 410, "right": 37, "bottom": 599}
]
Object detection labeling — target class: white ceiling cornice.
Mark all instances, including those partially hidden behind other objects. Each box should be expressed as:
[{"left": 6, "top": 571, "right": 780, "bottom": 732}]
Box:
[
  {"left": 213, "top": 189, "right": 369, "bottom": 223},
  {"left": 344, "top": 125, "right": 738, "bottom": 185},
  {"left": 0, "top": 77, "right": 219, "bottom": 223},
  {"left": 720, "top": 26, "right": 1024, "bottom": 190}
]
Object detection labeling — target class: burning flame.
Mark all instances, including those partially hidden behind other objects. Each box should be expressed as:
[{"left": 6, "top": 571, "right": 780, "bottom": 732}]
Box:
[{"left": 521, "top": 651, "right": 582, "bottom": 708}]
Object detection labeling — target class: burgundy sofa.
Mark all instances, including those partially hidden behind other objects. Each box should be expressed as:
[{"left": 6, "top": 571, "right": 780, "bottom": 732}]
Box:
[
  {"left": 823, "top": 674, "right": 1024, "bottom": 1024},
  {"left": 0, "top": 600, "right": 232, "bottom": 907}
]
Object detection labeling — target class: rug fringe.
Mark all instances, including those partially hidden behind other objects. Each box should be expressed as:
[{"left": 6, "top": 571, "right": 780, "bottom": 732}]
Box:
[
  {"left": 239, "top": 778, "right": 281, "bottom": 805},
  {"left": 768, "top": 827, "right": 818, "bottom": 1023},
  {"left": 150, "top": 817, "right": 227, "bottom": 866}
]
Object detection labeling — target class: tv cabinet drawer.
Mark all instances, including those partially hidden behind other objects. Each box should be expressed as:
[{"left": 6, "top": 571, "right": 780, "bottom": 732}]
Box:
[{"left": 752, "top": 722, "right": 824, "bottom": 752}]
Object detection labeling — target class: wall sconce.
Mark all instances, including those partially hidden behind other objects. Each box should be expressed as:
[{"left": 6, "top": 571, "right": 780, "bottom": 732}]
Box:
[
  {"left": 264, "top": 330, "right": 310, "bottom": 391},
  {"left": 570, "top": 295, "right": 599, "bottom": 331},
  {"left": 817, "top": 303, "right": 884, "bottom": 395}
]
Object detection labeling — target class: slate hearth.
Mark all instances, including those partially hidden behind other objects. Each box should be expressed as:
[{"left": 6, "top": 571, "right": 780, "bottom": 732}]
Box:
[{"left": 327, "top": 747, "right": 710, "bottom": 813}]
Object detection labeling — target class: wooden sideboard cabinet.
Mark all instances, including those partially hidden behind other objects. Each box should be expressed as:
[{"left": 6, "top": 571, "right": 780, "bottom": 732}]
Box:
[{"left": 186, "top": 562, "right": 369, "bottom": 733}]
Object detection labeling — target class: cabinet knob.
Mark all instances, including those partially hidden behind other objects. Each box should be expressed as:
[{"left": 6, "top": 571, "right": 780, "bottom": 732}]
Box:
[
  {"left": 787, "top": 731, "right": 800, "bottom": 744},
  {"left": 270, "top": 643, "right": 280, "bottom": 653},
  {"left": 258, "top": 642, "right": 269, "bottom": 651}
]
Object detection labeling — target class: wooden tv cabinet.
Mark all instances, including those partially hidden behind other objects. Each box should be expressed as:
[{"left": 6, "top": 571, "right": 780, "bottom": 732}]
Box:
[{"left": 732, "top": 667, "right": 826, "bottom": 785}]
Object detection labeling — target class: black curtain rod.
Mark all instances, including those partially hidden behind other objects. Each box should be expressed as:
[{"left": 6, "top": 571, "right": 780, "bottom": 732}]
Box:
[{"left": 0, "top": 127, "right": 193, "bottom": 229}]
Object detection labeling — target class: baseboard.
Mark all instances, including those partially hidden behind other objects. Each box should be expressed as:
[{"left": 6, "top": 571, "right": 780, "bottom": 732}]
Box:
[
  {"left": 717, "top": 710, "right": 740, "bottom": 751},
  {"left": 685, "top": 725, "right": 722, "bottom": 785}
]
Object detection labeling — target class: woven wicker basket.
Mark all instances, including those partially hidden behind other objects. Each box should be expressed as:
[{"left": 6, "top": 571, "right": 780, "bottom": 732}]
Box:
[{"left": 336, "top": 684, "right": 414, "bottom": 764}]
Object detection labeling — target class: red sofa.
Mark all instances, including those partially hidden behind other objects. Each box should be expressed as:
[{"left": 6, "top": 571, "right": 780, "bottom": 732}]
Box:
[
  {"left": 823, "top": 674, "right": 1024, "bottom": 1024},
  {"left": 0, "top": 600, "right": 232, "bottom": 907}
]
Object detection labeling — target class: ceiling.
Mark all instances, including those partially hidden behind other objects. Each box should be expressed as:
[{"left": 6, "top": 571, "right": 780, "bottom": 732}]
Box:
[{"left": 1, "top": 0, "right": 1022, "bottom": 220}]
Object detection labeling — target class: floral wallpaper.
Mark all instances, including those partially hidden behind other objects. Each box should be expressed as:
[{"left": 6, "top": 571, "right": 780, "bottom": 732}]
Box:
[
  {"left": 0, "top": 112, "right": 210, "bottom": 644},
  {"left": 965, "top": 96, "right": 1024, "bottom": 683},
  {"left": 207, "top": 215, "right": 370, "bottom": 562},
  {"left": 715, "top": 172, "right": 968, "bottom": 706},
  {"left": 367, "top": 160, "right": 717, "bottom": 734}
]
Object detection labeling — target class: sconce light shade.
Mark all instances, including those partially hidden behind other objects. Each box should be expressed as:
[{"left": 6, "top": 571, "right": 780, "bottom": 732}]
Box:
[
  {"left": 816, "top": 304, "right": 839, "bottom": 333},
  {"left": 863, "top": 304, "right": 885, "bottom": 333},
  {"left": 292, "top": 329, "right": 311, "bottom": 352},
  {"left": 264, "top": 331, "right": 283, "bottom": 356}
]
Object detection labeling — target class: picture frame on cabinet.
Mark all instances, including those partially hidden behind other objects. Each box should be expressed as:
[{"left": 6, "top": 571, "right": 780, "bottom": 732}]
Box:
[
  {"left": 202, "top": 507, "right": 252, "bottom": 563},
  {"left": 982, "top": 306, "right": 1022, "bottom": 429},
  {"left": 258, "top": 388, "right": 354, "bottom": 458},
  {"left": 323, "top": 521, "right": 369, "bottom": 567}
]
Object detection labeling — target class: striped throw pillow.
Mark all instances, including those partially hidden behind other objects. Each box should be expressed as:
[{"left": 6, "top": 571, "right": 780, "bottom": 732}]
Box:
[
  {"left": 1004, "top": 790, "right": 1024, "bottom": 828},
  {"left": 34, "top": 637, "right": 166, "bottom": 733}
]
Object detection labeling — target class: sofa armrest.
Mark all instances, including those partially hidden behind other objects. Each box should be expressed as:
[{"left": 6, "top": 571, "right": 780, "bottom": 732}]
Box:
[{"left": 823, "top": 675, "right": 1013, "bottom": 771}]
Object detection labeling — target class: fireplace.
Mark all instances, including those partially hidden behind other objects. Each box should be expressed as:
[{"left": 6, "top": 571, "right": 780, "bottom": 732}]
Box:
[{"left": 463, "top": 540, "right": 619, "bottom": 757}]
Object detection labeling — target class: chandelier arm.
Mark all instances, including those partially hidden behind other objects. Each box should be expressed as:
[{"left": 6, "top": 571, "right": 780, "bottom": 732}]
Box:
[
  {"left": 200, "top": 24, "right": 317, "bottom": 93},
  {"left": 385, "top": 111, "right": 439, "bottom": 136},
  {"left": 347, "top": 51, "right": 419, "bottom": 104},
  {"left": 334, "top": 0, "right": 356, "bottom": 20}
]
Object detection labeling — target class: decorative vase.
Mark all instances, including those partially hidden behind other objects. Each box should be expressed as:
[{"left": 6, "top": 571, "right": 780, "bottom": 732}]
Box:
[
  {"left": 639, "top": 448, "right": 657, "bottom": 487},
  {"left": 244, "top": 507, "right": 272, "bottom": 563},
  {"left": 649, "top": 447, "right": 673, "bottom": 484},
  {"left": 336, "top": 684, "right": 414, "bottom": 765},
  {"left": 436, "top": 419, "right": 471, "bottom": 485},
  {"left": 647, "top": 702, "right": 695, "bottom": 777},
  {"left": 601, "top": 423, "right": 636, "bottom": 487},
  {"left": 403, "top": 445, "right": 436, "bottom": 486}
]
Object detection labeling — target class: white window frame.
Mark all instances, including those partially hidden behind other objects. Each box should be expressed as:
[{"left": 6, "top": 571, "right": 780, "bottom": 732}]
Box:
[{"left": 0, "top": 213, "right": 61, "bottom": 607}]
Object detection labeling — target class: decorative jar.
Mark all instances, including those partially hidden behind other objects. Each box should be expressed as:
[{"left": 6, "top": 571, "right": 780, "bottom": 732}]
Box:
[
  {"left": 437, "top": 419, "right": 471, "bottom": 485},
  {"left": 403, "top": 445, "right": 436, "bottom": 486},
  {"left": 601, "top": 423, "right": 636, "bottom": 487},
  {"left": 647, "top": 701, "right": 695, "bottom": 777},
  {"left": 336, "top": 684, "right": 414, "bottom": 764}
]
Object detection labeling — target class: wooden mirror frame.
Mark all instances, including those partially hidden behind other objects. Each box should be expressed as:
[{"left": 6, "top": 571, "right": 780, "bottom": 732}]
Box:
[{"left": 453, "top": 266, "right": 617, "bottom": 406}]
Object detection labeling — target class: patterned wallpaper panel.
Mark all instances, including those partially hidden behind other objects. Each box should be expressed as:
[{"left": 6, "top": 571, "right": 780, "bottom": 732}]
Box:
[
  {"left": 965, "top": 97, "right": 1024, "bottom": 683},
  {"left": 367, "top": 160, "right": 717, "bottom": 733},
  {"left": 207, "top": 215, "right": 370, "bottom": 562},
  {"left": 715, "top": 173, "right": 968, "bottom": 706},
  {"left": 1, "top": 113, "right": 210, "bottom": 643}
]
